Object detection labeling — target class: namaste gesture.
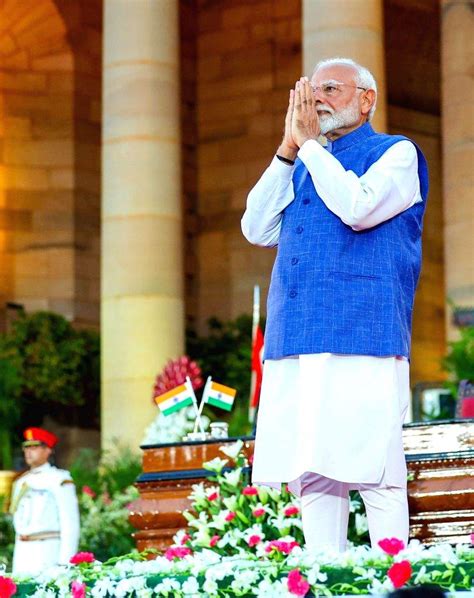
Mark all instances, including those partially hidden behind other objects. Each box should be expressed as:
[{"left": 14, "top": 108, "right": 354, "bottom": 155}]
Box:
[{"left": 278, "top": 76, "right": 321, "bottom": 161}]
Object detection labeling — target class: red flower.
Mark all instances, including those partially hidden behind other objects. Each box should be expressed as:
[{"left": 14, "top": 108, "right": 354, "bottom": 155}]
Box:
[
  {"left": 249, "top": 454, "right": 254, "bottom": 465},
  {"left": 287, "top": 569, "right": 310, "bottom": 596},
  {"left": 152, "top": 356, "right": 203, "bottom": 403},
  {"left": 82, "top": 486, "right": 96, "bottom": 498},
  {"left": 242, "top": 486, "right": 258, "bottom": 496},
  {"left": 247, "top": 534, "right": 262, "bottom": 547},
  {"left": 0, "top": 576, "right": 17, "bottom": 598},
  {"left": 180, "top": 533, "right": 191, "bottom": 545},
  {"left": 225, "top": 511, "right": 236, "bottom": 522},
  {"left": 284, "top": 505, "right": 300, "bottom": 517},
  {"left": 470, "top": 532, "right": 474, "bottom": 545},
  {"left": 388, "top": 560, "right": 413, "bottom": 588},
  {"left": 265, "top": 540, "right": 300, "bottom": 554},
  {"left": 252, "top": 507, "right": 265, "bottom": 518},
  {"left": 207, "top": 491, "right": 219, "bottom": 501},
  {"left": 378, "top": 537, "right": 405, "bottom": 556},
  {"left": 71, "top": 581, "right": 86, "bottom": 598},
  {"left": 209, "top": 535, "right": 220, "bottom": 547},
  {"left": 164, "top": 546, "right": 192, "bottom": 561},
  {"left": 69, "top": 552, "right": 95, "bottom": 565}
]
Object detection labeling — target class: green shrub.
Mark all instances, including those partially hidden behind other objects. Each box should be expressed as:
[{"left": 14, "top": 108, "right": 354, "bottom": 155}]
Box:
[
  {"left": 442, "top": 325, "right": 474, "bottom": 398},
  {"left": 70, "top": 446, "right": 141, "bottom": 560}
]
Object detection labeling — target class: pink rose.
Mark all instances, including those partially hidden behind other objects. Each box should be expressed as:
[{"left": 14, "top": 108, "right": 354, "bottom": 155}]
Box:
[
  {"left": 0, "top": 576, "right": 17, "bottom": 598},
  {"left": 225, "top": 511, "right": 236, "bottom": 522},
  {"left": 388, "top": 560, "right": 413, "bottom": 588},
  {"left": 284, "top": 505, "right": 300, "bottom": 517},
  {"left": 82, "top": 486, "right": 96, "bottom": 498},
  {"left": 209, "top": 535, "right": 220, "bottom": 547},
  {"left": 164, "top": 546, "right": 192, "bottom": 560},
  {"left": 378, "top": 537, "right": 405, "bottom": 556},
  {"left": 180, "top": 533, "right": 191, "bottom": 545},
  {"left": 71, "top": 581, "right": 86, "bottom": 598},
  {"left": 265, "top": 540, "right": 299, "bottom": 554},
  {"left": 252, "top": 507, "right": 266, "bottom": 518},
  {"left": 287, "top": 569, "right": 310, "bottom": 596},
  {"left": 247, "top": 535, "right": 262, "bottom": 547},
  {"left": 207, "top": 491, "right": 219, "bottom": 501},
  {"left": 470, "top": 532, "right": 474, "bottom": 545},
  {"left": 242, "top": 486, "right": 258, "bottom": 496},
  {"left": 69, "top": 552, "right": 95, "bottom": 565}
]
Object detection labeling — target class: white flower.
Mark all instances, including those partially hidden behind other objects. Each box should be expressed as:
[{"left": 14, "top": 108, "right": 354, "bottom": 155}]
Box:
[
  {"left": 154, "top": 577, "right": 181, "bottom": 594},
  {"left": 189, "top": 482, "right": 207, "bottom": 500},
  {"left": 181, "top": 576, "right": 200, "bottom": 596},
  {"left": 203, "top": 457, "right": 228, "bottom": 473},
  {"left": 355, "top": 512, "right": 369, "bottom": 535},
  {"left": 90, "top": 578, "right": 117, "bottom": 597},
  {"left": 209, "top": 509, "right": 232, "bottom": 531},
  {"left": 222, "top": 468, "right": 242, "bottom": 487},
  {"left": 231, "top": 568, "right": 260, "bottom": 593},
  {"left": 114, "top": 576, "right": 147, "bottom": 597},
  {"left": 202, "top": 578, "right": 219, "bottom": 595},
  {"left": 222, "top": 495, "right": 238, "bottom": 510},
  {"left": 219, "top": 439, "right": 244, "bottom": 460},
  {"left": 205, "top": 485, "right": 221, "bottom": 498}
]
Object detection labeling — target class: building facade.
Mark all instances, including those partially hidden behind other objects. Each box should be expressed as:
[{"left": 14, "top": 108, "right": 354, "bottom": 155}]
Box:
[{"left": 0, "top": 0, "right": 472, "bottom": 446}]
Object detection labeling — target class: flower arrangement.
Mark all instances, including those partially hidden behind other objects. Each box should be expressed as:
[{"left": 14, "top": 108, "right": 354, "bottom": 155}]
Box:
[
  {"left": 143, "top": 356, "right": 209, "bottom": 444},
  {"left": 4, "top": 540, "right": 473, "bottom": 596},
  {"left": 177, "top": 439, "right": 368, "bottom": 554},
  {"left": 3, "top": 442, "right": 473, "bottom": 596}
]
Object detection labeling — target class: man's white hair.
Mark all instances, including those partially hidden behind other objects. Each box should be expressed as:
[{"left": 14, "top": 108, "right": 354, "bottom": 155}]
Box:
[{"left": 313, "top": 57, "right": 377, "bottom": 121}]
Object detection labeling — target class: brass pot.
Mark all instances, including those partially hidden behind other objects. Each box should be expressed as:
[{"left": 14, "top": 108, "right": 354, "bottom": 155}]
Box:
[{"left": 0, "top": 470, "right": 17, "bottom": 512}]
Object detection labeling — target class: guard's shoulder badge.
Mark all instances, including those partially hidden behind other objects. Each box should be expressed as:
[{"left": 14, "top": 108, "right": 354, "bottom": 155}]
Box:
[{"left": 60, "top": 479, "right": 75, "bottom": 486}]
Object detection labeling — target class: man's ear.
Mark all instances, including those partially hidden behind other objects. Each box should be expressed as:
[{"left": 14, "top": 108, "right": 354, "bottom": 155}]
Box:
[{"left": 361, "top": 89, "right": 376, "bottom": 117}]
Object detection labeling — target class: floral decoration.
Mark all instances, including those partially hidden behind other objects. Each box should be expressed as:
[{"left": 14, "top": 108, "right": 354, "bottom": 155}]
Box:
[
  {"left": 70, "top": 552, "right": 95, "bottom": 565},
  {"left": 0, "top": 576, "right": 16, "bottom": 598}
]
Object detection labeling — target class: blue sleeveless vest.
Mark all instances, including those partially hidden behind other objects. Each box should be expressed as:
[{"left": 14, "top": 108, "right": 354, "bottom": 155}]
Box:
[{"left": 264, "top": 123, "right": 429, "bottom": 360}]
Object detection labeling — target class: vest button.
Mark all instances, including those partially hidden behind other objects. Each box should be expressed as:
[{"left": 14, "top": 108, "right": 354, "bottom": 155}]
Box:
[
  {"left": 291, "top": 257, "right": 299, "bottom": 265},
  {"left": 303, "top": 198, "right": 310, "bottom": 205},
  {"left": 289, "top": 290, "right": 297, "bottom": 298},
  {"left": 296, "top": 226, "right": 304, "bottom": 234}
]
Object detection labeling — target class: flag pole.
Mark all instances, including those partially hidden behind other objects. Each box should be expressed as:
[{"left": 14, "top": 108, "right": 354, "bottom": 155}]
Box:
[
  {"left": 187, "top": 376, "right": 205, "bottom": 434},
  {"left": 249, "top": 285, "right": 260, "bottom": 422},
  {"left": 193, "top": 376, "right": 211, "bottom": 434}
]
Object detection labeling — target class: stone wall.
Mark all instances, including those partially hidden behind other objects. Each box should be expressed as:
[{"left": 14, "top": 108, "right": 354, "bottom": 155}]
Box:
[
  {"left": 193, "top": 0, "right": 302, "bottom": 330},
  {"left": 0, "top": 0, "right": 101, "bottom": 328}
]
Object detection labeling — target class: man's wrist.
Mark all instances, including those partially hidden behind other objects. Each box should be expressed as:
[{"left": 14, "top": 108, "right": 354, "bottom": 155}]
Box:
[{"left": 276, "top": 143, "right": 298, "bottom": 162}]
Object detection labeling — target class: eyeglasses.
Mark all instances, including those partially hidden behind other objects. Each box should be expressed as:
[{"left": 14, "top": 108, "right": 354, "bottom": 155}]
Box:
[{"left": 311, "top": 82, "right": 367, "bottom": 98}]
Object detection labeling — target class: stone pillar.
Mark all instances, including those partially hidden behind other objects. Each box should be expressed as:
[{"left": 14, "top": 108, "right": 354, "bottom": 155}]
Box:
[
  {"left": 441, "top": 0, "right": 474, "bottom": 339},
  {"left": 102, "top": 0, "right": 184, "bottom": 448},
  {"left": 302, "top": 0, "right": 387, "bottom": 132}
]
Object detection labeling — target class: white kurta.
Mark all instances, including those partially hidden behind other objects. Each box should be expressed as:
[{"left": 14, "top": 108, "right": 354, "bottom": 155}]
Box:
[{"left": 242, "top": 138, "right": 422, "bottom": 496}]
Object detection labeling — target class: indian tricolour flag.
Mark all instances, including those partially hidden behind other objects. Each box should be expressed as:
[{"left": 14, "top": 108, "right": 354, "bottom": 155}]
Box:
[
  {"left": 202, "top": 378, "right": 237, "bottom": 412},
  {"left": 154, "top": 380, "right": 195, "bottom": 416}
]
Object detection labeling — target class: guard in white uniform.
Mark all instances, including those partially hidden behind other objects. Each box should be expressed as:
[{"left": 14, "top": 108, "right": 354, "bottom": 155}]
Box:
[{"left": 10, "top": 427, "right": 80, "bottom": 576}]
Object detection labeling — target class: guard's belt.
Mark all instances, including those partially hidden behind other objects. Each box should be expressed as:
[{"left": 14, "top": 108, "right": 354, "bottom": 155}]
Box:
[{"left": 18, "top": 531, "right": 60, "bottom": 541}]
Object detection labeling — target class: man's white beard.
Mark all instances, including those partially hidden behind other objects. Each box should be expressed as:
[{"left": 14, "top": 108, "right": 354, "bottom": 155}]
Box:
[{"left": 318, "top": 100, "right": 360, "bottom": 135}]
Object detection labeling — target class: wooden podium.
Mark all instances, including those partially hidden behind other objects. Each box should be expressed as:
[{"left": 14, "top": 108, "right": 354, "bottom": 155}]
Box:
[{"left": 128, "top": 421, "right": 474, "bottom": 551}]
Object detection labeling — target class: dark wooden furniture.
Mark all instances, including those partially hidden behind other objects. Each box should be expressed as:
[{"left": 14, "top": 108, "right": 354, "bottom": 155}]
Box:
[{"left": 129, "top": 421, "right": 474, "bottom": 551}]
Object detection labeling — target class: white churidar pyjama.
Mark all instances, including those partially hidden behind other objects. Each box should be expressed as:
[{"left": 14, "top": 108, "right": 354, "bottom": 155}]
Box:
[{"left": 251, "top": 353, "right": 410, "bottom": 549}]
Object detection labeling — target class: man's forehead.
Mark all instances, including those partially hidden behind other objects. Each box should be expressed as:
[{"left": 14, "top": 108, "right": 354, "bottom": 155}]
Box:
[{"left": 311, "top": 64, "right": 357, "bottom": 84}]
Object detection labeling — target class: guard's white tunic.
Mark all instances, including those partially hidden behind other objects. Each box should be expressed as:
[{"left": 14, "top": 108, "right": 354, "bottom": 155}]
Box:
[
  {"left": 11, "top": 462, "right": 80, "bottom": 576},
  {"left": 242, "top": 139, "right": 422, "bottom": 496}
]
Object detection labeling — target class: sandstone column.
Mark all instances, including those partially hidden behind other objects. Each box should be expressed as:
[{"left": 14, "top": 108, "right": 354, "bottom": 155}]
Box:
[
  {"left": 302, "top": 0, "right": 387, "bottom": 132},
  {"left": 102, "top": 0, "right": 184, "bottom": 448},
  {"left": 441, "top": 0, "right": 474, "bottom": 339}
]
